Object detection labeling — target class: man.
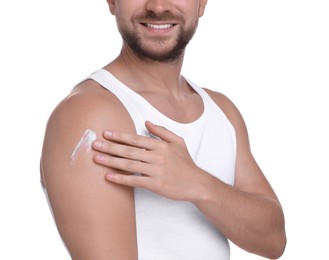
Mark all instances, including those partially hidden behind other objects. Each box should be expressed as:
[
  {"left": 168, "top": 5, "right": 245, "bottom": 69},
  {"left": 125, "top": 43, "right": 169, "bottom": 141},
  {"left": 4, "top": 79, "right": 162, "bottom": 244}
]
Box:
[{"left": 41, "top": 0, "right": 286, "bottom": 259}]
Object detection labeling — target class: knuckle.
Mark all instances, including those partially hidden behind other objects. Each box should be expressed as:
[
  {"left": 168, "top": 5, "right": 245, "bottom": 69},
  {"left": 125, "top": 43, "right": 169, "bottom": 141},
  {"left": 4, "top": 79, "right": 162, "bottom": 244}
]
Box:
[
  {"left": 123, "top": 146, "right": 135, "bottom": 158},
  {"left": 130, "top": 137, "right": 140, "bottom": 146},
  {"left": 159, "top": 142, "right": 169, "bottom": 150},
  {"left": 154, "top": 177, "right": 165, "bottom": 192},
  {"left": 155, "top": 154, "right": 165, "bottom": 165},
  {"left": 114, "top": 131, "right": 130, "bottom": 143},
  {"left": 125, "top": 160, "right": 136, "bottom": 171},
  {"left": 106, "top": 156, "right": 116, "bottom": 167}
]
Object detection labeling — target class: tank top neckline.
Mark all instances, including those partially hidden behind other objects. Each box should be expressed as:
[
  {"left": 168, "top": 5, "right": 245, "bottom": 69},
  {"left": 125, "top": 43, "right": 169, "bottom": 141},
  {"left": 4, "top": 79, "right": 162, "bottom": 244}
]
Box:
[{"left": 97, "top": 68, "right": 210, "bottom": 130}]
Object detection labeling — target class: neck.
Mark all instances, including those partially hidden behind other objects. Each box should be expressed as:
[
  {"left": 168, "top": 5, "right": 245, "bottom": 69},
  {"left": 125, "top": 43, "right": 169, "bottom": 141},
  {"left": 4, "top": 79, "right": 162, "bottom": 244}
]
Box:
[{"left": 105, "top": 46, "right": 186, "bottom": 94}]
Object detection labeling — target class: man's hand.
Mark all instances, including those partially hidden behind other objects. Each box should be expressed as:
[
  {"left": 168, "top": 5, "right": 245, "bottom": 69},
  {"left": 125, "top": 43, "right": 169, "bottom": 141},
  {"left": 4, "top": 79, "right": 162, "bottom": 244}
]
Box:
[{"left": 92, "top": 121, "right": 205, "bottom": 201}]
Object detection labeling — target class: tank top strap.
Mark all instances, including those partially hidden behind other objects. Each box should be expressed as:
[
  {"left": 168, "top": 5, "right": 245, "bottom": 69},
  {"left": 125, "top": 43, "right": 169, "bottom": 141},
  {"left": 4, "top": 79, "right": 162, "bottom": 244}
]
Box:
[{"left": 87, "top": 69, "right": 148, "bottom": 135}]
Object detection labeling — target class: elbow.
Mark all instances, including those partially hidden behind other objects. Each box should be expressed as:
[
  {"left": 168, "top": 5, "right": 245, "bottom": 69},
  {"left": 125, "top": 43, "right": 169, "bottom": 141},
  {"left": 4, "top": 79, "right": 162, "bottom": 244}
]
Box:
[
  {"left": 253, "top": 212, "right": 287, "bottom": 259},
  {"left": 264, "top": 202, "right": 287, "bottom": 259},
  {"left": 250, "top": 230, "right": 286, "bottom": 259},
  {"left": 267, "top": 231, "right": 287, "bottom": 259},
  {"left": 260, "top": 225, "right": 287, "bottom": 259}
]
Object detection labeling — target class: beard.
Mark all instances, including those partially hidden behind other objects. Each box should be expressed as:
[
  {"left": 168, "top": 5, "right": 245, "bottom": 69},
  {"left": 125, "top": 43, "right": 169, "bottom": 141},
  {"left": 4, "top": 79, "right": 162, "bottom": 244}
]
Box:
[{"left": 118, "top": 11, "right": 198, "bottom": 63}]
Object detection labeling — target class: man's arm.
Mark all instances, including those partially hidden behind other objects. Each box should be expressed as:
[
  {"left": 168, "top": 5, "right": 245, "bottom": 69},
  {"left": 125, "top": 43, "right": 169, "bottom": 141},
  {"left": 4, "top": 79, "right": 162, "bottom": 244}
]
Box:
[
  {"left": 91, "top": 91, "right": 286, "bottom": 259},
  {"left": 196, "top": 89, "right": 287, "bottom": 258},
  {"left": 41, "top": 80, "right": 138, "bottom": 260}
]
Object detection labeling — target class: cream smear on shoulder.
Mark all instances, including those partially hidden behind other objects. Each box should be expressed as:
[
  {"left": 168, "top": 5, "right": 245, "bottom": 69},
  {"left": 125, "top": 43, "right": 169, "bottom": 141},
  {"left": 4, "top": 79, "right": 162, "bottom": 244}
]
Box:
[{"left": 70, "top": 129, "right": 97, "bottom": 163}]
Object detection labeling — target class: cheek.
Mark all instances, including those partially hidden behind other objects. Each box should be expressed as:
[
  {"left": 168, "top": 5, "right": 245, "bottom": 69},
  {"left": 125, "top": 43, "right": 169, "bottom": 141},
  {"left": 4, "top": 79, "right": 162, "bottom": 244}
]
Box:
[
  {"left": 114, "top": 1, "right": 140, "bottom": 16},
  {"left": 116, "top": 15, "right": 135, "bottom": 36},
  {"left": 178, "top": 3, "right": 203, "bottom": 23}
]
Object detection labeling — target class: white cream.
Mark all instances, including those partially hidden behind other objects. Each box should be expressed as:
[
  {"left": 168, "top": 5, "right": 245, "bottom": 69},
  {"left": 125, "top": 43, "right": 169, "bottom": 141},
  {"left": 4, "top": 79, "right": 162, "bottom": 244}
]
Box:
[{"left": 70, "top": 129, "right": 97, "bottom": 162}]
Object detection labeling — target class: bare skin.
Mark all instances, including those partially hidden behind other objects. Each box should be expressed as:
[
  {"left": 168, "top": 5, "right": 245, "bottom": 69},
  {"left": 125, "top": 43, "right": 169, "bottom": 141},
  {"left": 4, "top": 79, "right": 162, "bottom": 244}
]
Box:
[
  {"left": 41, "top": 81, "right": 138, "bottom": 260},
  {"left": 41, "top": 0, "right": 286, "bottom": 259}
]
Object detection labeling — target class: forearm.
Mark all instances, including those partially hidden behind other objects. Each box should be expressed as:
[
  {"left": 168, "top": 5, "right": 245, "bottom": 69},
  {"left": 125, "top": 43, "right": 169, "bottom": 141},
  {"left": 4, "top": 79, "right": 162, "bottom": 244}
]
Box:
[
  {"left": 91, "top": 122, "right": 286, "bottom": 257},
  {"left": 192, "top": 171, "right": 286, "bottom": 259}
]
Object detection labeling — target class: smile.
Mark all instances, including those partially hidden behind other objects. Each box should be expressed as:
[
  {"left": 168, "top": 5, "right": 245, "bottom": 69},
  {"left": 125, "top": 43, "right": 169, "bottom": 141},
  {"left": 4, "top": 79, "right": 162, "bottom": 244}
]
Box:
[{"left": 143, "top": 23, "right": 175, "bottom": 29}]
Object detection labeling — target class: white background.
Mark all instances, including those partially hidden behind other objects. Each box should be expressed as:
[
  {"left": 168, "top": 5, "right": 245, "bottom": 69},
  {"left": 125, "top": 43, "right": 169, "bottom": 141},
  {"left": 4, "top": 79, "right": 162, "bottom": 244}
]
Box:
[{"left": 1, "top": 0, "right": 328, "bottom": 259}]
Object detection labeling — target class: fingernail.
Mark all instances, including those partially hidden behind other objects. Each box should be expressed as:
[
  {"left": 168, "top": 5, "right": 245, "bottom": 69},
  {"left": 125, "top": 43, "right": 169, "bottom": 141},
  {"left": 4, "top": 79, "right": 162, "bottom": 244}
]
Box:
[
  {"left": 104, "top": 131, "right": 113, "bottom": 138},
  {"left": 93, "top": 140, "right": 103, "bottom": 148},
  {"left": 106, "top": 173, "right": 116, "bottom": 181},
  {"left": 95, "top": 154, "right": 105, "bottom": 161}
]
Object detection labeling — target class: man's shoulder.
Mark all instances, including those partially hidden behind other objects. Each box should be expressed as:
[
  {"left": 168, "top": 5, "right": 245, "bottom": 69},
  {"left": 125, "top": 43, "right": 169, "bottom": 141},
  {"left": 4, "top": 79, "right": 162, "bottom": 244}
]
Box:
[
  {"left": 203, "top": 88, "right": 245, "bottom": 129},
  {"left": 47, "top": 79, "right": 135, "bottom": 136},
  {"left": 61, "top": 79, "right": 124, "bottom": 115},
  {"left": 203, "top": 88, "right": 235, "bottom": 113}
]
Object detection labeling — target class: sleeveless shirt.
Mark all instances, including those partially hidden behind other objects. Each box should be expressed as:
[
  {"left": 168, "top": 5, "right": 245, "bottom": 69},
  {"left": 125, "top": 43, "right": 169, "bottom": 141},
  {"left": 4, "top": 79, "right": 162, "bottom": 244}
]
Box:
[{"left": 88, "top": 69, "right": 236, "bottom": 260}]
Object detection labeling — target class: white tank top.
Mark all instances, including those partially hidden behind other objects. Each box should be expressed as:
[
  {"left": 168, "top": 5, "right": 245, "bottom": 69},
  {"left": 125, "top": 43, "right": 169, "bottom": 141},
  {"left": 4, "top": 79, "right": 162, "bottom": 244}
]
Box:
[{"left": 88, "top": 69, "right": 236, "bottom": 260}]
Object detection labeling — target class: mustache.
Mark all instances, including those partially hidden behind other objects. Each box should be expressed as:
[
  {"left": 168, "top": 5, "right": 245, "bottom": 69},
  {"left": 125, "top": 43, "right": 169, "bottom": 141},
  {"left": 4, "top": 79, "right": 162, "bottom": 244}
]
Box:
[{"left": 135, "top": 10, "right": 183, "bottom": 22}]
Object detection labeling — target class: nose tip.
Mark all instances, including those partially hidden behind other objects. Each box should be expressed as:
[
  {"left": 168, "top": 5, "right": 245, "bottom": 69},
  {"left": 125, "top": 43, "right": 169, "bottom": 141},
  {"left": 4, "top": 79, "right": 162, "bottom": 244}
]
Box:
[{"left": 145, "top": 0, "right": 173, "bottom": 13}]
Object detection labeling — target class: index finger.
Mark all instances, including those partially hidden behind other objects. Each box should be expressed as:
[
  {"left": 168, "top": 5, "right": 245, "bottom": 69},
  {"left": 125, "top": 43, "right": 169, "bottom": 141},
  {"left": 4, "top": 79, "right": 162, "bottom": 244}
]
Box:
[{"left": 103, "top": 130, "right": 160, "bottom": 150}]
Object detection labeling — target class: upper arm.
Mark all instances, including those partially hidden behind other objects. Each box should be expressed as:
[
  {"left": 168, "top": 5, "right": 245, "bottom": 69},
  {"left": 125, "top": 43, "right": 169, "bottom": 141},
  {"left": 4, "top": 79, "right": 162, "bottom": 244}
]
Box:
[
  {"left": 41, "top": 82, "right": 138, "bottom": 259},
  {"left": 204, "top": 89, "right": 278, "bottom": 200}
]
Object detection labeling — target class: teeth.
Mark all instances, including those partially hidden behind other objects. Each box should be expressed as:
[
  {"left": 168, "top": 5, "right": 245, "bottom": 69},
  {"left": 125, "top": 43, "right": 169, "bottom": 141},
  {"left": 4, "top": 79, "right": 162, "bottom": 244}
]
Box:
[{"left": 146, "top": 24, "right": 173, "bottom": 29}]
